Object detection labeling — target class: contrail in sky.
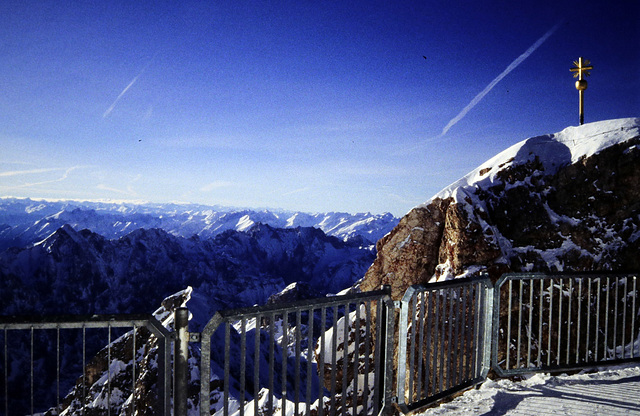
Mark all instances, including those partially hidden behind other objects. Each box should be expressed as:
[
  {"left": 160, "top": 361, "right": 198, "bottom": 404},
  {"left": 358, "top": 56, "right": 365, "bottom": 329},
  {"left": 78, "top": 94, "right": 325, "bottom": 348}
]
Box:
[
  {"left": 103, "top": 55, "right": 156, "bottom": 118},
  {"left": 440, "top": 23, "right": 560, "bottom": 136}
]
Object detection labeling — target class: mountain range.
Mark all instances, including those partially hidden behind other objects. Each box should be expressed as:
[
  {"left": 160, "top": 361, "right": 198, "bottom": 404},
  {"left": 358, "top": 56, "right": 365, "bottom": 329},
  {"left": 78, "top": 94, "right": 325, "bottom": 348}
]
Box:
[{"left": 0, "top": 198, "right": 398, "bottom": 252}]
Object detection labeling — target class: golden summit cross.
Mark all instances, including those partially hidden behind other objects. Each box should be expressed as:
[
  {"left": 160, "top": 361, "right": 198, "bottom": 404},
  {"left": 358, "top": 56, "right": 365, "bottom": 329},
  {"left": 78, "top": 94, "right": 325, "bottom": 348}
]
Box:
[{"left": 570, "top": 57, "right": 593, "bottom": 125}]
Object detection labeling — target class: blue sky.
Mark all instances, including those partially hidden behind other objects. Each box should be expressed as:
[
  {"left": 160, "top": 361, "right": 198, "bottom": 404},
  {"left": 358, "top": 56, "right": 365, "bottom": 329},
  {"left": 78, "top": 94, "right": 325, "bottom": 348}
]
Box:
[{"left": 1, "top": 0, "right": 638, "bottom": 217}]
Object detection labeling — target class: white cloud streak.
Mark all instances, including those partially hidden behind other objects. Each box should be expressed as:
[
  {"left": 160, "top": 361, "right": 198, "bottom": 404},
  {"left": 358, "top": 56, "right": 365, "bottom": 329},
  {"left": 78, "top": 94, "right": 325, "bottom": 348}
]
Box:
[
  {"left": 281, "top": 187, "right": 310, "bottom": 197},
  {"left": 103, "top": 54, "right": 156, "bottom": 118},
  {"left": 441, "top": 23, "right": 560, "bottom": 136},
  {"left": 0, "top": 166, "right": 83, "bottom": 190},
  {"left": 0, "top": 168, "right": 60, "bottom": 177},
  {"left": 200, "top": 181, "right": 234, "bottom": 192}
]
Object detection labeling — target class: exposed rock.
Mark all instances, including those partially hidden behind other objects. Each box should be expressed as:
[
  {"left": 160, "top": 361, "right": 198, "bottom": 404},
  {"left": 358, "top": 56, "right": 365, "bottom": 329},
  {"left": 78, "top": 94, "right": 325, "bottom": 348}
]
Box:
[{"left": 357, "top": 119, "right": 640, "bottom": 299}]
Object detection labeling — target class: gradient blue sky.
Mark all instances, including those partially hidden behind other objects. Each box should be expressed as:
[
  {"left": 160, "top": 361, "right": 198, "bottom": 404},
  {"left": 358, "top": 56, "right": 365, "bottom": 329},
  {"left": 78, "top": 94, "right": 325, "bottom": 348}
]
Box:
[{"left": 1, "top": 0, "right": 638, "bottom": 216}]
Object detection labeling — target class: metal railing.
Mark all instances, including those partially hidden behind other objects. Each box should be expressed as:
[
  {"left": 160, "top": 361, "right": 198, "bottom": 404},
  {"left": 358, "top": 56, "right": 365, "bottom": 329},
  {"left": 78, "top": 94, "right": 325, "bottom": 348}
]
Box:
[
  {"left": 0, "top": 314, "right": 172, "bottom": 416},
  {"left": 492, "top": 273, "right": 640, "bottom": 376},
  {"left": 1, "top": 272, "right": 638, "bottom": 416},
  {"left": 196, "top": 287, "right": 395, "bottom": 416},
  {"left": 395, "top": 275, "right": 493, "bottom": 413}
]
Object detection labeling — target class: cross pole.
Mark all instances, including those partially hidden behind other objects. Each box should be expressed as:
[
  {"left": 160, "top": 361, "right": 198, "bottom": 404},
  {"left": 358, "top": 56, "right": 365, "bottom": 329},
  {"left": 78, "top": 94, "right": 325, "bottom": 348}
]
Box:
[{"left": 570, "top": 57, "right": 593, "bottom": 125}]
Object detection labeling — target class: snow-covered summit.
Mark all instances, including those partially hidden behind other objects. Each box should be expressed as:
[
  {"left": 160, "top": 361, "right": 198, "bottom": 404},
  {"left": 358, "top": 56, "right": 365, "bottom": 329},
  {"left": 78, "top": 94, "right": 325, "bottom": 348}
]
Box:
[
  {"left": 431, "top": 117, "right": 640, "bottom": 203},
  {"left": 359, "top": 117, "right": 640, "bottom": 297}
]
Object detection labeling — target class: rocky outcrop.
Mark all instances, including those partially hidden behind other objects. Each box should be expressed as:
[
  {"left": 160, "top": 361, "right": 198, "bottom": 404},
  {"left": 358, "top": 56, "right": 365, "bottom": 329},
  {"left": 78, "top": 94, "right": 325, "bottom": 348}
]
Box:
[{"left": 357, "top": 118, "right": 640, "bottom": 299}]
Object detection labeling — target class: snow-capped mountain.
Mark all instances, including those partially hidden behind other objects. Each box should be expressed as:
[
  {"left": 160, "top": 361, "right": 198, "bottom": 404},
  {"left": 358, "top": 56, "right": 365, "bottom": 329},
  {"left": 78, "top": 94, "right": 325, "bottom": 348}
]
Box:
[
  {"left": 358, "top": 117, "right": 640, "bottom": 298},
  {"left": 0, "top": 199, "right": 398, "bottom": 252},
  {"left": 0, "top": 223, "right": 375, "bottom": 317}
]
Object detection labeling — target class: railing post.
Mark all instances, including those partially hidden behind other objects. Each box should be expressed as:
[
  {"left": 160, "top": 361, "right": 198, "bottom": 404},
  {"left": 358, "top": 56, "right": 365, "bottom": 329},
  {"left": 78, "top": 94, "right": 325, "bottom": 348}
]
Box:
[
  {"left": 378, "top": 285, "right": 396, "bottom": 416},
  {"left": 174, "top": 307, "right": 189, "bottom": 416}
]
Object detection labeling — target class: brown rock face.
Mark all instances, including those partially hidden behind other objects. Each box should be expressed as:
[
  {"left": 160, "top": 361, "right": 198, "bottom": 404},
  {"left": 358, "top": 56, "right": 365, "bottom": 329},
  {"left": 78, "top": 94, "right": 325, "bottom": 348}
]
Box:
[
  {"left": 357, "top": 133, "right": 640, "bottom": 300},
  {"left": 357, "top": 198, "right": 449, "bottom": 299}
]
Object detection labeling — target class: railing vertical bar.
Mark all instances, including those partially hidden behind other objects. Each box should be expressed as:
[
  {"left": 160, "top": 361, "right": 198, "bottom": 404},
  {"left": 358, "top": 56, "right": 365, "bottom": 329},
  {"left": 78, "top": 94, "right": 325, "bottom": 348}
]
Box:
[
  {"left": 408, "top": 295, "right": 417, "bottom": 401},
  {"left": 442, "top": 290, "right": 450, "bottom": 391},
  {"left": 576, "top": 279, "right": 582, "bottom": 364},
  {"left": 613, "top": 277, "right": 620, "bottom": 359},
  {"left": 453, "top": 286, "right": 462, "bottom": 387},
  {"left": 516, "top": 279, "right": 523, "bottom": 369},
  {"left": 438, "top": 290, "right": 446, "bottom": 393},
  {"left": 604, "top": 277, "right": 610, "bottom": 360},
  {"left": 305, "top": 308, "right": 314, "bottom": 416},
  {"left": 341, "top": 303, "right": 349, "bottom": 415},
  {"left": 433, "top": 290, "right": 445, "bottom": 392},
  {"left": 56, "top": 326, "right": 61, "bottom": 411},
  {"left": 424, "top": 291, "right": 433, "bottom": 397},
  {"left": 621, "top": 277, "right": 627, "bottom": 359},
  {"left": 330, "top": 305, "right": 338, "bottom": 415},
  {"left": 459, "top": 286, "right": 468, "bottom": 383},
  {"left": 281, "top": 311, "right": 289, "bottom": 416},
  {"left": 254, "top": 315, "right": 261, "bottom": 416},
  {"left": 108, "top": 324, "right": 111, "bottom": 416},
  {"left": 30, "top": 326, "right": 34, "bottom": 416},
  {"left": 319, "top": 306, "right": 327, "bottom": 416},
  {"left": 566, "top": 278, "right": 573, "bottom": 364},
  {"left": 471, "top": 284, "right": 480, "bottom": 379},
  {"left": 469, "top": 283, "right": 480, "bottom": 379},
  {"left": 363, "top": 301, "right": 372, "bottom": 413},
  {"left": 240, "top": 317, "right": 247, "bottom": 416},
  {"left": 586, "top": 278, "right": 592, "bottom": 362},
  {"left": 476, "top": 281, "right": 486, "bottom": 378},
  {"left": 224, "top": 321, "right": 231, "bottom": 416},
  {"left": 132, "top": 324, "right": 137, "bottom": 415},
  {"left": 446, "top": 288, "right": 455, "bottom": 389},
  {"left": 632, "top": 276, "right": 637, "bottom": 359},
  {"left": 595, "top": 278, "right": 601, "bottom": 361},
  {"left": 269, "top": 312, "right": 275, "bottom": 416},
  {"left": 3, "top": 328, "right": 7, "bottom": 416},
  {"left": 82, "top": 325, "right": 86, "bottom": 414},
  {"left": 556, "top": 278, "right": 563, "bottom": 366},
  {"left": 547, "top": 278, "right": 553, "bottom": 367},
  {"left": 417, "top": 292, "right": 426, "bottom": 399},
  {"left": 295, "top": 309, "right": 302, "bottom": 416},
  {"left": 506, "top": 279, "right": 512, "bottom": 370},
  {"left": 353, "top": 302, "right": 361, "bottom": 416},
  {"left": 460, "top": 285, "right": 473, "bottom": 380},
  {"left": 527, "top": 279, "right": 533, "bottom": 368},
  {"left": 373, "top": 299, "right": 382, "bottom": 416},
  {"left": 467, "top": 285, "right": 475, "bottom": 381},
  {"left": 537, "top": 279, "right": 544, "bottom": 367}
]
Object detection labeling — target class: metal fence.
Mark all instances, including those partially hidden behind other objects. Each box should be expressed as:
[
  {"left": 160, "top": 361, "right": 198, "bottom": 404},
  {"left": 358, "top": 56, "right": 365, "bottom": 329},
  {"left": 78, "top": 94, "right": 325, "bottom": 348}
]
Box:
[
  {"left": 492, "top": 273, "right": 640, "bottom": 376},
  {"left": 1, "top": 273, "right": 639, "bottom": 416},
  {"left": 196, "top": 287, "right": 395, "bottom": 416},
  {"left": 395, "top": 276, "right": 493, "bottom": 413},
  {"left": 0, "top": 314, "right": 172, "bottom": 416}
]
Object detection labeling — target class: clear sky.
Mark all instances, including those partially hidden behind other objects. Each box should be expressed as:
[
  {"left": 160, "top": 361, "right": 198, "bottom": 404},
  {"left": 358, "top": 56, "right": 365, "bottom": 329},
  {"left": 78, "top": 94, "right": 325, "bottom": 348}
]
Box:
[{"left": 1, "top": 0, "right": 638, "bottom": 217}]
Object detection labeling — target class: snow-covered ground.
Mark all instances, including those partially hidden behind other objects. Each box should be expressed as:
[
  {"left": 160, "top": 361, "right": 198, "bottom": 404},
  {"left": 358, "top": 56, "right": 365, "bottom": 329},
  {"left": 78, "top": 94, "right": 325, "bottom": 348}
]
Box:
[{"left": 416, "top": 364, "right": 640, "bottom": 415}]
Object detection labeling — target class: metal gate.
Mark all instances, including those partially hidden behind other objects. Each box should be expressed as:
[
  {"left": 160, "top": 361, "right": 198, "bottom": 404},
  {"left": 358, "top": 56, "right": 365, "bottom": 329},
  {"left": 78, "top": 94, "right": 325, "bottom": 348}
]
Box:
[{"left": 395, "top": 275, "right": 494, "bottom": 413}]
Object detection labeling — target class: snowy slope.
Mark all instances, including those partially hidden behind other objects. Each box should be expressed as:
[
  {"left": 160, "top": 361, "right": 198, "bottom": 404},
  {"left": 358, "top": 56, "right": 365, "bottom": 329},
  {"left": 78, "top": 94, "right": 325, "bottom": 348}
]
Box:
[
  {"left": 430, "top": 117, "right": 640, "bottom": 203},
  {"left": 417, "top": 364, "right": 640, "bottom": 415}
]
